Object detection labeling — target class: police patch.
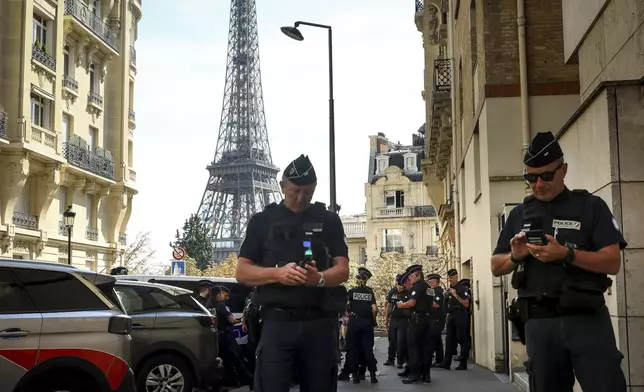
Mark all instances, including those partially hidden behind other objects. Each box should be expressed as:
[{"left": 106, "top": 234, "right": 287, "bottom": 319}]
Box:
[
  {"left": 552, "top": 219, "right": 581, "bottom": 231},
  {"left": 353, "top": 292, "right": 372, "bottom": 301},
  {"left": 612, "top": 216, "right": 620, "bottom": 231},
  {"left": 426, "top": 288, "right": 435, "bottom": 296},
  {"left": 411, "top": 291, "right": 416, "bottom": 296}
]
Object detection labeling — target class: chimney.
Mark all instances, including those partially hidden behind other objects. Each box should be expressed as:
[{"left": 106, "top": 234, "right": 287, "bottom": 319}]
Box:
[{"left": 375, "top": 133, "right": 388, "bottom": 153}]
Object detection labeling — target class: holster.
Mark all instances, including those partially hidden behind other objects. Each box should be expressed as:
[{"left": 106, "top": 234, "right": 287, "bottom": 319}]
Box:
[
  {"left": 558, "top": 277, "right": 610, "bottom": 315},
  {"left": 511, "top": 261, "right": 528, "bottom": 290},
  {"left": 506, "top": 298, "right": 527, "bottom": 345}
]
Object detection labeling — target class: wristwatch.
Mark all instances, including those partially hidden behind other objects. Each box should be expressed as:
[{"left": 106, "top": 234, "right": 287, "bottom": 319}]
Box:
[
  {"left": 317, "top": 272, "right": 326, "bottom": 287},
  {"left": 562, "top": 246, "right": 575, "bottom": 267}
]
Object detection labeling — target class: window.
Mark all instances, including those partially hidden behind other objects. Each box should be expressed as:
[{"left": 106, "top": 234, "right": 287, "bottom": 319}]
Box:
[
  {"left": 470, "top": 0, "right": 478, "bottom": 68},
  {"left": 15, "top": 180, "right": 29, "bottom": 214},
  {"left": 360, "top": 247, "right": 367, "bottom": 264},
  {"left": 382, "top": 228, "right": 403, "bottom": 248},
  {"left": 148, "top": 279, "right": 253, "bottom": 314},
  {"left": 376, "top": 156, "right": 389, "bottom": 174},
  {"left": 459, "top": 165, "right": 467, "bottom": 220},
  {"left": 58, "top": 187, "right": 67, "bottom": 215},
  {"left": 403, "top": 153, "right": 417, "bottom": 171},
  {"left": 0, "top": 269, "right": 37, "bottom": 313},
  {"left": 62, "top": 114, "right": 70, "bottom": 143},
  {"left": 31, "top": 93, "right": 44, "bottom": 127},
  {"left": 473, "top": 128, "right": 481, "bottom": 200},
  {"left": 86, "top": 195, "right": 94, "bottom": 226},
  {"left": 32, "top": 14, "right": 47, "bottom": 48},
  {"left": 89, "top": 126, "right": 97, "bottom": 149},
  {"left": 63, "top": 46, "right": 70, "bottom": 76},
  {"left": 89, "top": 64, "right": 98, "bottom": 94},
  {"left": 91, "top": 0, "right": 101, "bottom": 17},
  {"left": 128, "top": 141, "right": 134, "bottom": 166},
  {"left": 385, "top": 190, "right": 405, "bottom": 208},
  {"left": 12, "top": 269, "right": 109, "bottom": 312},
  {"left": 115, "top": 285, "right": 202, "bottom": 314},
  {"left": 409, "top": 233, "right": 415, "bottom": 249}
]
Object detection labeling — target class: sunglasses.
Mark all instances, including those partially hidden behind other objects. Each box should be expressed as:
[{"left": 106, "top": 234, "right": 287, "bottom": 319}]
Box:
[{"left": 523, "top": 163, "right": 563, "bottom": 183}]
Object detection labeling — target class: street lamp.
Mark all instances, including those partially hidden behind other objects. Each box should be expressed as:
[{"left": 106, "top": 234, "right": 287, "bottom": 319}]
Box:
[
  {"left": 63, "top": 205, "right": 76, "bottom": 265},
  {"left": 281, "top": 21, "right": 337, "bottom": 213}
]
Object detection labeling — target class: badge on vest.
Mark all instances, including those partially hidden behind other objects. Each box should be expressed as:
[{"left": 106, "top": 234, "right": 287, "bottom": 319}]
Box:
[
  {"left": 426, "top": 288, "right": 435, "bottom": 296},
  {"left": 353, "top": 292, "right": 372, "bottom": 301},
  {"left": 552, "top": 219, "right": 581, "bottom": 231}
]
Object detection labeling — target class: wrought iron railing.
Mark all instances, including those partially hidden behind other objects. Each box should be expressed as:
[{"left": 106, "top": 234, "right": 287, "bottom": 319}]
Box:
[
  {"left": 63, "top": 135, "right": 115, "bottom": 179},
  {"left": 414, "top": 205, "right": 437, "bottom": 217},
  {"left": 32, "top": 45, "right": 56, "bottom": 71},
  {"left": 86, "top": 227, "right": 98, "bottom": 241},
  {"left": 381, "top": 246, "right": 405, "bottom": 254},
  {"left": 13, "top": 211, "right": 38, "bottom": 230},
  {"left": 433, "top": 59, "right": 452, "bottom": 93},
  {"left": 415, "top": 0, "right": 424, "bottom": 13},
  {"left": 62, "top": 75, "right": 79, "bottom": 92},
  {"left": 426, "top": 245, "right": 439, "bottom": 257},
  {"left": 64, "top": 0, "right": 119, "bottom": 51},
  {"left": 119, "top": 233, "right": 127, "bottom": 245},
  {"left": 130, "top": 46, "right": 136, "bottom": 66},
  {"left": 88, "top": 91, "right": 103, "bottom": 107},
  {"left": 0, "top": 106, "right": 7, "bottom": 140}
]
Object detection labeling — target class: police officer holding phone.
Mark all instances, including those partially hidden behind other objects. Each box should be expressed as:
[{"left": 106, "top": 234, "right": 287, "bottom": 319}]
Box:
[
  {"left": 384, "top": 274, "right": 410, "bottom": 368},
  {"left": 491, "top": 131, "right": 627, "bottom": 392},
  {"left": 235, "top": 154, "right": 350, "bottom": 392}
]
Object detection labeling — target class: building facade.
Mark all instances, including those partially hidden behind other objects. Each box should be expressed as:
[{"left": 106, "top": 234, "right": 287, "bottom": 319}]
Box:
[
  {"left": 341, "top": 213, "right": 367, "bottom": 265},
  {"left": 0, "top": 0, "right": 141, "bottom": 272},
  {"left": 416, "top": 0, "right": 644, "bottom": 388}
]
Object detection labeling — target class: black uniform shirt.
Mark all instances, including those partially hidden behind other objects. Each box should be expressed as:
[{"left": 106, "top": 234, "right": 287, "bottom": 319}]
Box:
[
  {"left": 387, "top": 287, "right": 409, "bottom": 318},
  {"left": 409, "top": 279, "right": 432, "bottom": 313},
  {"left": 347, "top": 286, "right": 376, "bottom": 318},
  {"left": 446, "top": 283, "right": 469, "bottom": 312},
  {"left": 430, "top": 286, "right": 445, "bottom": 317},
  {"left": 214, "top": 301, "right": 234, "bottom": 332}
]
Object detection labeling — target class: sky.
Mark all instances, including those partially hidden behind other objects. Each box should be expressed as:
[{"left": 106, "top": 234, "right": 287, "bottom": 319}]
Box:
[{"left": 128, "top": 0, "right": 425, "bottom": 266}]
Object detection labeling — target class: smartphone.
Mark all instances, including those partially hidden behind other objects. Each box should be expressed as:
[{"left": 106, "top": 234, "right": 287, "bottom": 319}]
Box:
[
  {"left": 525, "top": 229, "right": 548, "bottom": 245},
  {"left": 299, "top": 240, "right": 313, "bottom": 268}
]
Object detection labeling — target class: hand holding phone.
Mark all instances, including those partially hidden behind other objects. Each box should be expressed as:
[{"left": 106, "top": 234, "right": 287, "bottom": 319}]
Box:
[{"left": 525, "top": 229, "right": 549, "bottom": 246}]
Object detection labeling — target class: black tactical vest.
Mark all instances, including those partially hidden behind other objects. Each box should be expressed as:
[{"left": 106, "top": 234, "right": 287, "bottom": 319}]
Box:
[
  {"left": 348, "top": 286, "right": 375, "bottom": 318},
  {"left": 389, "top": 289, "right": 410, "bottom": 318},
  {"left": 518, "top": 189, "right": 610, "bottom": 299},
  {"left": 254, "top": 202, "right": 332, "bottom": 309}
]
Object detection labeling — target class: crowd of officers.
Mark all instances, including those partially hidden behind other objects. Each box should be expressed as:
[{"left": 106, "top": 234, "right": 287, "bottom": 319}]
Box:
[{"left": 337, "top": 264, "right": 473, "bottom": 385}]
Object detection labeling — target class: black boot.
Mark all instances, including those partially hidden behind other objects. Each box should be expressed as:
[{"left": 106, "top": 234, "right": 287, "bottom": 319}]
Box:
[
  {"left": 397, "top": 366, "right": 410, "bottom": 377},
  {"left": 456, "top": 363, "right": 468, "bottom": 370},
  {"left": 383, "top": 359, "right": 395, "bottom": 366},
  {"left": 370, "top": 370, "right": 378, "bottom": 384},
  {"left": 422, "top": 373, "right": 432, "bottom": 383},
  {"left": 402, "top": 374, "right": 421, "bottom": 384},
  {"left": 337, "top": 370, "right": 350, "bottom": 381},
  {"left": 352, "top": 373, "right": 360, "bottom": 384}
]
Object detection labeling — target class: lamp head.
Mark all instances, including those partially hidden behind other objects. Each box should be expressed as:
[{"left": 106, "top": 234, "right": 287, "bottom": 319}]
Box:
[
  {"left": 281, "top": 26, "right": 304, "bottom": 41},
  {"left": 63, "top": 205, "right": 76, "bottom": 228}
]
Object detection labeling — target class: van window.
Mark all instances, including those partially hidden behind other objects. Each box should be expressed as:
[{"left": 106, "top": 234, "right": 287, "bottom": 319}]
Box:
[{"left": 150, "top": 279, "right": 252, "bottom": 313}]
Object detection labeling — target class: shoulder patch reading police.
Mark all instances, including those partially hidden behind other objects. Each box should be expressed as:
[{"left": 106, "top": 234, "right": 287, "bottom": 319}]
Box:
[
  {"left": 426, "top": 288, "right": 435, "bottom": 296},
  {"left": 353, "top": 292, "right": 372, "bottom": 301},
  {"left": 552, "top": 219, "right": 581, "bottom": 231},
  {"left": 612, "top": 216, "right": 620, "bottom": 231}
]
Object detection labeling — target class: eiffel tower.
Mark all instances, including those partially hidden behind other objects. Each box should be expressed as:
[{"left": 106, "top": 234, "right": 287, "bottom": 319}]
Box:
[{"left": 197, "top": 0, "right": 282, "bottom": 262}]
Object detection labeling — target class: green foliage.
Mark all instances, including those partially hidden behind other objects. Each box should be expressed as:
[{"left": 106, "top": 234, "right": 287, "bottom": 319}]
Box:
[
  {"left": 169, "top": 214, "right": 215, "bottom": 270},
  {"left": 122, "top": 232, "right": 160, "bottom": 274}
]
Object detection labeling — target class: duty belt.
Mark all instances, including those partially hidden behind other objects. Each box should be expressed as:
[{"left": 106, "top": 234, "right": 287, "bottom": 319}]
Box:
[
  {"left": 411, "top": 311, "right": 430, "bottom": 316},
  {"left": 349, "top": 312, "right": 372, "bottom": 319},
  {"left": 263, "top": 307, "right": 336, "bottom": 321},
  {"left": 523, "top": 297, "right": 561, "bottom": 319}
]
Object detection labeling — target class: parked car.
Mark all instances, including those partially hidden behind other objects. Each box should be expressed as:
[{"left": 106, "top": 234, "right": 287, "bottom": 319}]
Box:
[
  {"left": 117, "top": 276, "right": 253, "bottom": 345},
  {"left": 0, "top": 259, "right": 135, "bottom": 392},
  {"left": 113, "top": 279, "right": 223, "bottom": 392}
]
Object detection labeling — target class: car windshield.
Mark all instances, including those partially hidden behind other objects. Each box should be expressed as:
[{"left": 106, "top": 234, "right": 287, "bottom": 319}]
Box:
[{"left": 115, "top": 284, "right": 205, "bottom": 314}]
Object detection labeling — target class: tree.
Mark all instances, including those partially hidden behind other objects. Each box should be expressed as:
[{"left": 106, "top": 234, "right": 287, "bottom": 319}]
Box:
[
  {"left": 202, "top": 253, "right": 237, "bottom": 278},
  {"left": 170, "top": 214, "right": 215, "bottom": 270},
  {"left": 122, "top": 232, "right": 158, "bottom": 274}
]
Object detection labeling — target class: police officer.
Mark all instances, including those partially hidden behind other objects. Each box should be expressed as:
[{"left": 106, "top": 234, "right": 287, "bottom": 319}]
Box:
[
  {"left": 241, "top": 290, "right": 261, "bottom": 375},
  {"left": 441, "top": 269, "right": 470, "bottom": 370},
  {"left": 396, "top": 264, "right": 433, "bottom": 384},
  {"left": 384, "top": 274, "right": 409, "bottom": 368},
  {"left": 211, "top": 286, "right": 254, "bottom": 388},
  {"left": 235, "top": 154, "right": 350, "bottom": 392},
  {"left": 195, "top": 279, "right": 213, "bottom": 308},
  {"left": 427, "top": 273, "right": 445, "bottom": 367},
  {"left": 344, "top": 267, "right": 378, "bottom": 384},
  {"left": 491, "top": 131, "right": 627, "bottom": 392}
]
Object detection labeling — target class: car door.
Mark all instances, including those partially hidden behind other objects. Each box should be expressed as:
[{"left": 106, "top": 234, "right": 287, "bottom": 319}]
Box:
[
  {"left": 114, "top": 285, "right": 156, "bottom": 368},
  {"left": 0, "top": 268, "right": 42, "bottom": 392}
]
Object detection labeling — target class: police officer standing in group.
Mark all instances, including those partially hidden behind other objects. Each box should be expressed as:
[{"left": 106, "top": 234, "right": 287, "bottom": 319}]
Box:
[
  {"left": 384, "top": 274, "right": 409, "bottom": 368},
  {"left": 427, "top": 273, "right": 445, "bottom": 367},
  {"left": 211, "top": 286, "right": 254, "bottom": 388},
  {"left": 343, "top": 267, "right": 378, "bottom": 384},
  {"left": 441, "top": 269, "right": 470, "bottom": 370},
  {"left": 396, "top": 264, "right": 433, "bottom": 384},
  {"left": 235, "top": 154, "right": 350, "bottom": 392},
  {"left": 196, "top": 279, "right": 213, "bottom": 308},
  {"left": 491, "top": 131, "right": 627, "bottom": 392},
  {"left": 241, "top": 289, "right": 261, "bottom": 375}
]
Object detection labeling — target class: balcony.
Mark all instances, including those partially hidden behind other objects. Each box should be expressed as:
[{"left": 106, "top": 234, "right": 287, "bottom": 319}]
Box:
[
  {"left": 63, "top": 0, "right": 119, "bottom": 53},
  {"left": 375, "top": 207, "right": 413, "bottom": 219},
  {"left": 29, "top": 125, "right": 58, "bottom": 152},
  {"left": 88, "top": 91, "right": 103, "bottom": 108},
  {"left": 128, "top": 109, "right": 136, "bottom": 128},
  {"left": 119, "top": 233, "right": 127, "bottom": 246},
  {"left": 32, "top": 44, "right": 56, "bottom": 72},
  {"left": 62, "top": 75, "right": 79, "bottom": 94},
  {"left": 415, "top": 0, "right": 424, "bottom": 13},
  {"left": 63, "top": 134, "right": 115, "bottom": 180},
  {"left": 0, "top": 106, "right": 7, "bottom": 140},
  {"left": 13, "top": 211, "right": 38, "bottom": 230},
  {"left": 438, "top": 202, "right": 454, "bottom": 224},
  {"left": 425, "top": 58, "right": 453, "bottom": 181},
  {"left": 86, "top": 227, "right": 98, "bottom": 241},
  {"left": 128, "top": 168, "right": 136, "bottom": 182},
  {"left": 130, "top": 46, "right": 136, "bottom": 67},
  {"left": 343, "top": 221, "right": 366, "bottom": 239},
  {"left": 414, "top": 205, "right": 437, "bottom": 218},
  {"left": 381, "top": 246, "right": 405, "bottom": 254}
]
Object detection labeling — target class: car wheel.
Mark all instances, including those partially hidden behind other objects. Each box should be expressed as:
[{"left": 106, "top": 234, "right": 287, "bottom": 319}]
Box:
[{"left": 136, "top": 354, "right": 195, "bottom": 392}]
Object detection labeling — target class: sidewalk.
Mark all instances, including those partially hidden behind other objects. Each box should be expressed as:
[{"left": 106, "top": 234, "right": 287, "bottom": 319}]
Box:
[{"left": 231, "top": 337, "right": 519, "bottom": 391}]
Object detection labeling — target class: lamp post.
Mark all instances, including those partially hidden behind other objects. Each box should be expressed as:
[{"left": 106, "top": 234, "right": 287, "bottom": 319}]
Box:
[
  {"left": 281, "top": 21, "right": 337, "bottom": 213},
  {"left": 63, "top": 205, "right": 76, "bottom": 265}
]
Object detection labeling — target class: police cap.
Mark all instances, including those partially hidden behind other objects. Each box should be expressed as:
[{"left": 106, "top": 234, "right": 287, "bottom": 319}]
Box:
[
  {"left": 284, "top": 154, "right": 317, "bottom": 186},
  {"left": 396, "top": 274, "right": 406, "bottom": 286},
  {"left": 523, "top": 131, "right": 564, "bottom": 168},
  {"left": 197, "top": 279, "right": 213, "bottom": 289},
  {"left": 447, "top": 269, "right": 458, "bottom": 277},
  {"left": 428, "top": 273, "right": 441, "bottom": 281},
  {"left": 406, "top": 264, "right": 422, "bottom": 275},
  {"left": 212, "top": 285, "right": 231, "bottom": 295},
  {"left": 357, "top": 267, "right": 372, "bottom": 280},
  {"left": 109, "top": 266, "right": 128, "bottom": 275}
]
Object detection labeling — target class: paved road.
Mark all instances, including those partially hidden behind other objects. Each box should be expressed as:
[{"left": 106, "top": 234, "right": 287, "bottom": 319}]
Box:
[{"left": 231, "top": 336, "right": 519, "bottom": 391}]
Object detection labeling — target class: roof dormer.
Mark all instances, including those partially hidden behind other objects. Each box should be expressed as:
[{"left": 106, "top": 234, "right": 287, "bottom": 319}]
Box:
[
  {"left": 376, "top": 155, "right": 390, "bottom": 175},
  {"left": 403, "top": 152, "right": 418, "bottom": 172}
]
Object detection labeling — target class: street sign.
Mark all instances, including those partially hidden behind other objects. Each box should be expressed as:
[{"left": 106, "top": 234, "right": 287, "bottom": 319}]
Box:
[
  {"left": 171, "top": 260, "right": 186, "bottom": 276},
  {"left": 172, "top": 247, "right": 185, "bottom": 260}
]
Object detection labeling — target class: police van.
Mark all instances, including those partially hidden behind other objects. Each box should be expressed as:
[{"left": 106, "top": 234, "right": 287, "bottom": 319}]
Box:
[{"left": 115, "top": 275, "right": 253, "bottom": 345}]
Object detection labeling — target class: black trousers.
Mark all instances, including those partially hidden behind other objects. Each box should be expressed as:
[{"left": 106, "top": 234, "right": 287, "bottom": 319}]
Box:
[
  {"left": 428, "top": 316, "right": 444, "bottom": 363},
  {"left": 444, "top": 310, "right": 469, "bottom": 366},
  {"left": 218, "top": 331, "right": 252, "bottom": 383},
  {"left": 255, "top": 313, "right": 338, "bottom": 392},
  {"left": 345, "top": 316, "right": 377, "bottom": 373},
  {"left": 525, "top": 307, "right": 626, "bottom": 392},
  {"left": 387, "top": 317, "right": 408, "bottom": 364},
  {"left": 407, "top": 313, "right": 432, "bottom": 376}
]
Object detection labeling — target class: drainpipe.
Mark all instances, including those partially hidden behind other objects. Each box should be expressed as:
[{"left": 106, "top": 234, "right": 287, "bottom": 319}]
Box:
[
  {"left": 17, "top": 0, "right": 27, "bottom": 140},
  {"left": 517, "top": 0, "right": 530, "bottom": 163}
]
